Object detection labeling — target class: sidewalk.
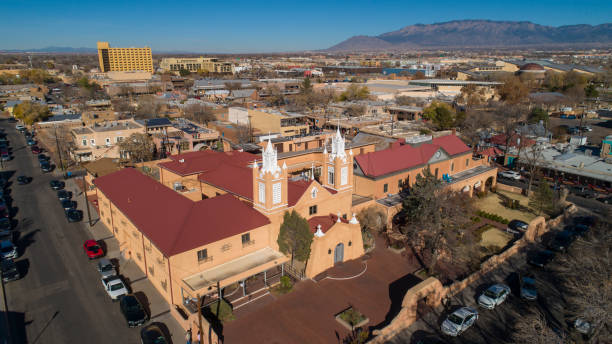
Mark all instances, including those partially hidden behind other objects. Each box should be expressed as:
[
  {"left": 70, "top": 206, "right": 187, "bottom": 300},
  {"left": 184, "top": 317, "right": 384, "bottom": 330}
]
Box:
[{"left": 64, "top": 177, "right": 185, "bottom": 343}]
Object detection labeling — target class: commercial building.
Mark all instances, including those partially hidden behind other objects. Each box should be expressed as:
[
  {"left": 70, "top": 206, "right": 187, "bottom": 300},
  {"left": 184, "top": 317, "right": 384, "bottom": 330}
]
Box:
[
  {"left": 353, "top": 134, "right": 497, "bottom": 199},
  {"left": 228, "top": 107, "right": 311, "bottom": 137},
  {"left": 97, "top": 41, "right": 153, "bottom": 73},
  {"left": 159, "top": 57, "right": 233, "bottom": 74},
  {"left": 71, "top": 119, "right": 145, "bottom": 161}
]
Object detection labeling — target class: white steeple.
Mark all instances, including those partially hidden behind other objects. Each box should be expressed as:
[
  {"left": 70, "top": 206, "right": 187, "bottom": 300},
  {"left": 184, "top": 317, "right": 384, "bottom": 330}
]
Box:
[
  {"left": 261, "top": 138, "right": 281, "bottom": 175},
  {"left": 330, "top": 127, "right": 347, "bottom": 162},
  {"left": 349, "top": 213, "right": 359, "bottom": 224}
]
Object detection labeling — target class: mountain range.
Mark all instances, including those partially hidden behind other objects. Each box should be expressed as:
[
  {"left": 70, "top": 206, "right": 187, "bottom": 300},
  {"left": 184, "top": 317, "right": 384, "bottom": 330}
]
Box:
[{"left": 327, "top": 20, "right": 612, "bottom": 51}]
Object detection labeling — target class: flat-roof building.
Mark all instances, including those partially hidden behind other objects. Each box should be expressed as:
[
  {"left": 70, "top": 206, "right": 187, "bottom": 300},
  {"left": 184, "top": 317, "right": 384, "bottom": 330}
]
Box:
[{"left": 97, "top": 41, "right": 153, "bottom": 73}]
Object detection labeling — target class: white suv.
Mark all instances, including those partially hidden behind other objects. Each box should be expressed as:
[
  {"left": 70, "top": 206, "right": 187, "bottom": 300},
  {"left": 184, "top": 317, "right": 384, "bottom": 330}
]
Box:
[{"left": 499, "top": 170, "right": 521, "bottom": 180}]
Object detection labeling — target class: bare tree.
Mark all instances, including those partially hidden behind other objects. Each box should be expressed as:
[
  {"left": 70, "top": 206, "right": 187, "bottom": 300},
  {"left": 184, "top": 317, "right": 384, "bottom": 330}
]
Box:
[
  {"left": 511, "top": 310, "right": 566, "bottom": 344},
  {"left": 521, "top": 144, "right": 544, "bottom": 195},
  {"left": 224, "top": 82, "right": 243, "bottom": 91},
  {"left": 135, "top": 96, "right": 162, "bottom": 118},
  {"left": 235, "top": 124, "right": 252, "bottom": 144},
  {"left": 492, "top": 103, "right": 528, "bottom": 160},
  {"left": 183, "top": 103, "right": 216, "bottom": 125},
  {"left": 118, "top": 133, "right": 155, "bottom": 162},
  {"left": 550, "top": 222, "right": 612, "bottom": 341},
  {"left": 344, "top": 104, "right": 366, "bottom": 118}
]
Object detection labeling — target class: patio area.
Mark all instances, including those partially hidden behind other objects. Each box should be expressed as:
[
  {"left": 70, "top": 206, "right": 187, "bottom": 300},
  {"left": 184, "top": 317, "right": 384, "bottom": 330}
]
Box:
[{"left": 222, "top": 235, "right": 422, "bottom": 343}]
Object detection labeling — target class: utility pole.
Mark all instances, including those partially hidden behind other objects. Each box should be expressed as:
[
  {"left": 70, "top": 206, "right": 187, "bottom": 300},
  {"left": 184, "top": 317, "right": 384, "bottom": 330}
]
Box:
[
  {"left": 54, "top": 125, "right": 65, "bottom": 171},
  {"left": 82, "top": 175, "right": 92, "bottom": 227}
]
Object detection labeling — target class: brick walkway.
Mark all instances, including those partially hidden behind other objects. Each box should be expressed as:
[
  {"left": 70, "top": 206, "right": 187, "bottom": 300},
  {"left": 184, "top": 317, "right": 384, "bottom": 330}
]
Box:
[{"left": 222, "top": 236, "right": 421, "bottom": 343}]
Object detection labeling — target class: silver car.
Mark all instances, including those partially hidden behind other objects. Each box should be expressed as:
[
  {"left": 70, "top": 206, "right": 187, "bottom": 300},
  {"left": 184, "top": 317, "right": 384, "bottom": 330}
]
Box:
[
  {"left": 520, "top": 275, "right": 537, "bottom": 300},
  {"left": 97, "top": 258, "right": 116, "bottom": 278},
  {"left": 441, "top": 307, "right": 478, "bottom": 336},
  {"left": 478, "top": 284, "right": 511, "bottom": 309}
]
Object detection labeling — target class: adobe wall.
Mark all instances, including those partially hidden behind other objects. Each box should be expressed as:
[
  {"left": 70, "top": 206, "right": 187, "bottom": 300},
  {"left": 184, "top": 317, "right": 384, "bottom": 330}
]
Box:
[
  {"left": 496, "top": 182, "right": 523, "bottom": 194},
  {"left": 370, "top": 205, "right": 576, "bottom": 343}
]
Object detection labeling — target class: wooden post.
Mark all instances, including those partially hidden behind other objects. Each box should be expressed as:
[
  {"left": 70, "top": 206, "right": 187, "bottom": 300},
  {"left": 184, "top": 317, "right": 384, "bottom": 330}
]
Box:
[{"left": 197, "top": 293, "right": 203, "bottom": 339}]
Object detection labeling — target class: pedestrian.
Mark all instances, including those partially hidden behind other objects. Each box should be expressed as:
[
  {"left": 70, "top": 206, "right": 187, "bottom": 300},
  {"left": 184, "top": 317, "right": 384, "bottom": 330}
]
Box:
[{"left": 185, "top": 328, "right": 192, "bottom": 344}]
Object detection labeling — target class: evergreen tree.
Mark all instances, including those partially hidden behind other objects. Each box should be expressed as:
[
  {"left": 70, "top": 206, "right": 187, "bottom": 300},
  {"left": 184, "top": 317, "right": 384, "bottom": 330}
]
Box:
[
  {"left": 277, "top": 210, "right": 313, "bottom": 265},
  {"left": 529, "top": 179, "right": 554, "bottom": 215}
]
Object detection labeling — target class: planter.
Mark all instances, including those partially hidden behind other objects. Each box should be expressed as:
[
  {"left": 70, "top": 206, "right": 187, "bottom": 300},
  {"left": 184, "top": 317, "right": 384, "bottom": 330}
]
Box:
[
  {"left": 387, "top": 246, "right": 405, "bottom": 254},
  {"left": 335, "top": 308, "right": 369, "bottom": 330}
]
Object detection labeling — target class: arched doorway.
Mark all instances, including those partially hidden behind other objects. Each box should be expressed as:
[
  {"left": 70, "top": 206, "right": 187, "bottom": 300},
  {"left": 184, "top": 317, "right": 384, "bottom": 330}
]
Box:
[
  {"left": 485, "top": 176, "right": 494, "bottom": 191},
  {"left": 334, "top": 243, "right": 344, "bottom": 265}
]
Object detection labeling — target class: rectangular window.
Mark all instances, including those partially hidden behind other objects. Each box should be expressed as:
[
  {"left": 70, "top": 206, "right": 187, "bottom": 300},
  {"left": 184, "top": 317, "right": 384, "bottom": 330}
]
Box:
[
  {"left": 105, "top": 138, "right": 111, "bottom": 145},
  {"left": 341, "top": 167, "right": 348, "bottom": 186},
  {"left": 197, "top": 249, "right": 209, "bottom": 262},
  {"left": 90, "top": 139, "right": 95, "bottom": 146},
  {"left": 82, "top": 139, "right": 87, "bottom": 146},
  {"left": 435, "top": 168, "right": 439, "bottom": 179},
  {"left": 383, "top": 183, "right": 388, "bottom": 193},
  {"left": 466, "top": 158, "right": 469, "bottom": 167},
  {"left": 273, "top": 183, "right": 281, "bottom": 204},
  {"left": 258, "top": 182, "right": 265, "bottom": 204},
  {"left": 328, "top": 166, "right": 335, "bottom": 186},
  {"left": 241, "top": 233, "right": 250, "bottom": 244},
  {"left": 451, "top": 162, "right": 454, "bottom": 172},
  {"left": 398, "top": 179, "right": 403, "bottom": 188},
  {"left": 116, "top": 136, "right": 124, "bottom": 143},
  {"left": 309, "top": 205, "right": 317, "bottom": 215}
]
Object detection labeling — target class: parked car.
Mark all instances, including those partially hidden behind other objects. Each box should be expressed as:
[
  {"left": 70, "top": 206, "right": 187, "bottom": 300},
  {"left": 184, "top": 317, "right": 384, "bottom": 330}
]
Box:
[
  {"left": 0, "top": 229, "right": 13, "bottom": 243},
  {"left": 50, "top": 180, "right": 65, "bottom": 190},
  {"left": 568, "top": 127, "right": 580, "bottom": 135},
  {"left": 567, "top": 224, "right": 589, "bottom": 237},
  {"left": 520, "top": 275, "right": 537, "bottom": 300},
  {"left": 527, "top": 250, "right": 555, "bottom": 268},
  {"left": 61, "top": 200, "right": 76, "bottom": 211},
  {"left": 97, "top": 258, "right": 116, "bottom": 278},
  {"left": 65, "top": 209, "right": 83, "bottom": 222},
  {"left": 102, "top": 276, "right": 128, "bottom": 301},
  {"left": 120, "top": 294, "right": 149, "bottom": 327},
  {"left": 38, "top": 153, "right": 48, "bottom": 162},
  {"left": 83, "top": 240, "right": 103, "bottom": 259},
  {"left": 0, "top": 218, "right": 11, "bottom": 232},
  {"left": 597, "top": 195, "right": 612, "bottom": 204},
  {"left": 0, "top": 258, "right": 21, "bottom": 283},
  {"left": 574, "top": 318, "right": 593, "bottom": 336},
  {"left": 1, "top": 258, "right": 20, "bottom": 282},
  {"left": 140, "top": 323, "right": 169, "bottom": 344},
  {"left": 569, "top": 186, "right": 597, "bottom": 199},
  {"left": 26, "top": 139, "right": 36, "bottom": 146},
  {"left": 477, "top": 284, "right": 511, "bottom": 309},
  {"left": 441, "top": 307, "right": 478, "bottom": 336},
  {"left": 0, "top": 153, "right": 9, "bottom": 162},
  {"left": 31, "top": 146, "right": 41, "bottom": 154},
  {"left": 41, "top": 162, "right": 52, "bottom": 173},
  {"left": 580, "top": 126, "right": 593, "bottom": 132},
  {"left": 15, "top": 124, "right": 25, "bottom": 131},
  {"left": 0, "top": 240, "right": 17, "bottom": 260},
  {"left": 57, "top": 190, "right": 72, "bottom": 201},
  {"left": 16, "top": 176, "right": 31, "bottom": 185},
  {"left": 499, "top": 170, "right": 521, "bottom": 180},
  {"left": 507, "top": 219, "right": 528, "bottom": 234},
  {"left": 547, "top": 230, "right": 577, "bottom": 252}
]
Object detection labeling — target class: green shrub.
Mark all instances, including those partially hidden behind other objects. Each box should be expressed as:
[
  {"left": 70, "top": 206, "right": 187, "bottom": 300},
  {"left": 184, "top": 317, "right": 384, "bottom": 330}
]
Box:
[
  {"left": 280, "top": 275, "right": 292, "bottom": 291},
  {"left": 475, "top": 210, "right": 509, "bottom": 224},
  {"left": 338, "top": 307, "right": 367, "bottom": 327},
  {"left": 205, "top": 299, "right": 234, "bottom": 322}
]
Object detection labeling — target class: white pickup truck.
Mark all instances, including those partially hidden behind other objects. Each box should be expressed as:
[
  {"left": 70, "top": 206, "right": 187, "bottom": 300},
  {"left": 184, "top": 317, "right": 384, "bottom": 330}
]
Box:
[{"left": 101, "top": 276, "right": 128, "bottom": 301}]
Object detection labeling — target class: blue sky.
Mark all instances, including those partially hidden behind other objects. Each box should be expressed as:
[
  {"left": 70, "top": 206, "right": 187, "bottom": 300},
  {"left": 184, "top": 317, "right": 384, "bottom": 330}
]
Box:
[{"left": 1, "top": 0, "right": 610, "bottom": 52}]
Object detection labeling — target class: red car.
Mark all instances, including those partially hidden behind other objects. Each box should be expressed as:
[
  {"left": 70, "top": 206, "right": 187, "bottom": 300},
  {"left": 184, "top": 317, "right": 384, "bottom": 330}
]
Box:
[
  {"left": 31, "top": 146, "right": 41, "bottom": 154},
  {"left": 83, "top": 240, "right": 104, "bottom": 259}
]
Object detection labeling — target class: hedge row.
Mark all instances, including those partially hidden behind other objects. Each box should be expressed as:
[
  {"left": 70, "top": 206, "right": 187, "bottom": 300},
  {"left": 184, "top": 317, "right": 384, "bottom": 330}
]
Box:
[{"left": 476, "top": 210, "right": 510, "bottom": 224}]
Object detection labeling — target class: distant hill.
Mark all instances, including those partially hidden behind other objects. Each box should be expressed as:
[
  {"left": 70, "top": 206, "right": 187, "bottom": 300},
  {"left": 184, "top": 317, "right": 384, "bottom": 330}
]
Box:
[
  {"left": 327, "top": 20, "right": 612, "bottom": 51},
  {"left": 0, "top": 46, "right": 98, "bottom": 53}
]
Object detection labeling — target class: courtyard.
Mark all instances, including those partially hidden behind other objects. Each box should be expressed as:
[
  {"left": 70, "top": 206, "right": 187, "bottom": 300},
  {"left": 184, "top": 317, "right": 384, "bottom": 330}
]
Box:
[{"left": 221, "top": 235, "right": 421, "bottom": 343}]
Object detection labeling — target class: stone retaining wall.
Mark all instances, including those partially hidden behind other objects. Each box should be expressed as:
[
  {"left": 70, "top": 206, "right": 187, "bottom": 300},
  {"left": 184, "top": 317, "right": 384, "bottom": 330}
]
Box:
[{"left": 369, "top": 204, "right": 576, "bottom": 343}]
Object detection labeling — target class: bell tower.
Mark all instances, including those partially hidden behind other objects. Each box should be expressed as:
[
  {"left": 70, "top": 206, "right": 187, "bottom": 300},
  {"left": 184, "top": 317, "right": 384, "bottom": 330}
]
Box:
[
  {"left": 322, "top": 128, "right": 353, "bottom": 192},
  {"left": 253, "top": 139, "right": 288, "bottom": 214}
]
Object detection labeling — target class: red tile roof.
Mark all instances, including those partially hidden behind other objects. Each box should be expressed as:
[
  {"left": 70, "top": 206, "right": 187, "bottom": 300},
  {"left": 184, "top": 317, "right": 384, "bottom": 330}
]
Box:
[
  {"left": 431, "top": 135, "right": 471, "bottom": 156},
  {"left": 159, "top": 150, "right": 258, "bottom": 176},
  {"left": 287, "top": 179, "right": 313, "bottom": 206},
  {"left": 94, "top": 168, "right": 270, "bottom": 257},
  {"left": 487, "top": 134, "right": 536, "bottom": 148},
  {"left": 308, "top": 214, "right": 349, "bottom": 234},
  {"left": 198, "top": 164, "right": 254, "bottom": 200},
  {"left": 354, "top": 135, "right": 471, "bottom": 178}
]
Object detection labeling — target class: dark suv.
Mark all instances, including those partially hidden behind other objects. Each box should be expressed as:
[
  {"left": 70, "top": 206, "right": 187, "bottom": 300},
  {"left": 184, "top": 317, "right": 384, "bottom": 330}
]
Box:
[
  {"left": 120, "top": 294, "right": 149, "bottom": 327},
  {"left": 547, "top": 230, "right": 577, "bottom": 252}
]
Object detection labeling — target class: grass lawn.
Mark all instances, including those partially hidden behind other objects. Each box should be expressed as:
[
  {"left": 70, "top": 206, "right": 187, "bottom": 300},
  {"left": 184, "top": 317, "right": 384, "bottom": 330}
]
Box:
[
  {"left": 474, "top": 192, "right": 536, "bottom": 223},
  {"left": 480, "top": 226, "right": 513, "bottom": 249}
]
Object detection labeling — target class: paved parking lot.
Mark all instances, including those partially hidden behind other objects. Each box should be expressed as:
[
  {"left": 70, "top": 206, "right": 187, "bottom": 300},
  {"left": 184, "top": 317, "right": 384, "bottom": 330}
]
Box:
[
  {"left": 386, "top": 209, "right": 598, "bottom": 344},
  {"left": 0, "top": 119, "right": 181, "bottom": 344}
]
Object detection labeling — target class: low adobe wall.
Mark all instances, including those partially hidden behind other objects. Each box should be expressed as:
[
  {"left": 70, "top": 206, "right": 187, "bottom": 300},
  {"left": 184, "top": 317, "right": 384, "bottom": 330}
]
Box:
[
  {"left": 370, "top": 205, "right": 576, "bottom": 343},
  {"left": 496, "top": 182, "right": 523, "bottom": 194}
]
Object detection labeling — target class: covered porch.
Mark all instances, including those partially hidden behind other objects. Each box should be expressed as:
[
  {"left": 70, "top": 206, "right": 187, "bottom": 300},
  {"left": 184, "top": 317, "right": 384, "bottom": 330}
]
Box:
[{"left": 179, "top": 247, "right": 290, "bottom": 312}]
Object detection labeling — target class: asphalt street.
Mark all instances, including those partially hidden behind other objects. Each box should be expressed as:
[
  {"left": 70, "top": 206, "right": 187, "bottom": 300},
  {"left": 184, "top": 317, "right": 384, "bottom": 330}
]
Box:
[{"left": 1, "top": 119, "right": 143, "bottom": 344}]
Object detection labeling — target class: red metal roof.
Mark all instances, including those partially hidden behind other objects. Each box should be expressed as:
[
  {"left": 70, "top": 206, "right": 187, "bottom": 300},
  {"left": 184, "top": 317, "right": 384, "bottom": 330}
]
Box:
[
  {"left": 159, "top": 150, "right": 258, "bottom": 176},
  {"left": 487, "top": 134, "right": 536, "bottom": 148},
  {"left": 94, "top": 168, "right": 270, "bottom": 257},
  {"left": 199, "top": 164, "right": 254, "bottom": 200},
  {"left": 287, "top": 179, "right": 313, "bottom": 206},
  {"left": 307, "top": 214, "right": 349, "bottom": 234},
  {"left": 355, "top": 135, "right": 471, "bottom": 178}
]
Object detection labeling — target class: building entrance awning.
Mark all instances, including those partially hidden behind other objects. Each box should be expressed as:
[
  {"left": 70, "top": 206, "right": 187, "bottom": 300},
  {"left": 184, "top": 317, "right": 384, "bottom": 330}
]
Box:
[{"left": 182, "top": 247, "right": 289, "bottom": 292}]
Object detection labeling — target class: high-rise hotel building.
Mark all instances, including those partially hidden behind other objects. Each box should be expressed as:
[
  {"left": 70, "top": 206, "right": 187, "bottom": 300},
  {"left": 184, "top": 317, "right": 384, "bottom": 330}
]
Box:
[{"left": 97, "top": 41, "right": 153, "bottom": 73}]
